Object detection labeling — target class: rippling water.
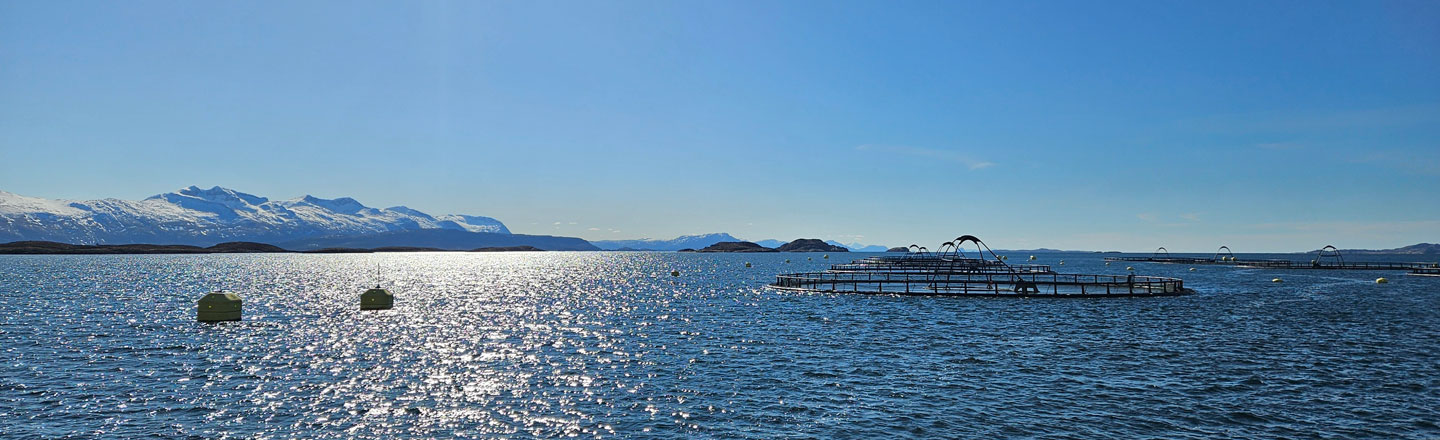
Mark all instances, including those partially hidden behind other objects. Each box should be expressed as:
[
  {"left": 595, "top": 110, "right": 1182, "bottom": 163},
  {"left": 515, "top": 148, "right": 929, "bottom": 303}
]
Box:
[{"left": 2, "top": 252, "right": 1437, "bottom": 438}]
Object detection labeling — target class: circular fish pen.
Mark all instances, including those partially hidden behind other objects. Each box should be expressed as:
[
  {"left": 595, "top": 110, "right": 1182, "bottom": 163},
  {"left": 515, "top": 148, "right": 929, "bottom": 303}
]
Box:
[{"left": 769, "top": 235, "right": 1192, "bottom": 297}]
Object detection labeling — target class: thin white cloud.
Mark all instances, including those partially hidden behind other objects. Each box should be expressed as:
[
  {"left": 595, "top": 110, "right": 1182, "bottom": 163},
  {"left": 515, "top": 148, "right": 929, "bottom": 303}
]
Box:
[{"left": 855, "top": 144, "right": 995, "bottom": 170}]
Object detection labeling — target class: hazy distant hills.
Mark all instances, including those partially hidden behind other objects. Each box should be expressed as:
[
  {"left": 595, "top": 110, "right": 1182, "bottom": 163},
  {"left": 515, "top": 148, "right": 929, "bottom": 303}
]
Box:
[
  {"left": 0, "top": 186, "right": 509, "bottom": 246},
  {"left": 595, "top": 233, "right": 889, "bottom": 252},
  {"left": 1311, "top": 243, "right": 1440, "bottom": 255},
  {"left": 591, "top": 233, "right": 743, "bottom": 251}
]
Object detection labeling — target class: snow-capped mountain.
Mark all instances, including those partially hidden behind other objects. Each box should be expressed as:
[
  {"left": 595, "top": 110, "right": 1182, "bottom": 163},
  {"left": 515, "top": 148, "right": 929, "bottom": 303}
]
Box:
[{"left": 0, "top": 186, "right": 509, "bottom": 246}]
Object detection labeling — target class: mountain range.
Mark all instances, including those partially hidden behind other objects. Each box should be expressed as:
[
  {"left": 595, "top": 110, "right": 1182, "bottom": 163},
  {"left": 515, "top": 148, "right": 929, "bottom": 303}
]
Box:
[{"left": 0, "top": 186, "right": 509, "bottom": 246}]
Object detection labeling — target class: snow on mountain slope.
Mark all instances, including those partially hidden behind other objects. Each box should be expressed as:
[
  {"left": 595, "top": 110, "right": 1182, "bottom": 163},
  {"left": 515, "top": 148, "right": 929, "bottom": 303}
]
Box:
[{"left": 0, "top": 186, "right": 509, "bottom": 245}]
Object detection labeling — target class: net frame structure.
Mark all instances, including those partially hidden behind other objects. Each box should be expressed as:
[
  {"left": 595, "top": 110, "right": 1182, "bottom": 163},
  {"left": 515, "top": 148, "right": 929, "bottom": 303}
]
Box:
[{"left": 769, "top": 235, "right": 1191, "bottom": 297}]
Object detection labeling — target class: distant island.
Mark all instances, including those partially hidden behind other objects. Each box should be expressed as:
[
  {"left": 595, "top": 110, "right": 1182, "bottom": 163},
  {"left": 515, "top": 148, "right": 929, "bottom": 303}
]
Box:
[{"left": 680, "top": 239, "right": 849, "bottom": 253}]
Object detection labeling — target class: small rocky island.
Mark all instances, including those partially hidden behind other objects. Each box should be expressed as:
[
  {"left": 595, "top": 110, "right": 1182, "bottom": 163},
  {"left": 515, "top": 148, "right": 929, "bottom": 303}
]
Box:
[
  {"left": 775, "top": 239, "right": 849, "bottom": 253},
  {"left": 886, "top": 246, "right": 910, "bottom": 252},
  {"left": 681, "top": 239, "right": 851, "bottom": 253},
  {"left": 684, "top": 241, "right": 778, "bottom": 253}
]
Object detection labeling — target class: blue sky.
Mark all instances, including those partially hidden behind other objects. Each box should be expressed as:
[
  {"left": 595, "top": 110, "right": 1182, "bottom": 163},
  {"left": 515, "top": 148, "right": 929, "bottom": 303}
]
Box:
[{"left": 2, "top": 0, "right": 1437, "bottom": 251}]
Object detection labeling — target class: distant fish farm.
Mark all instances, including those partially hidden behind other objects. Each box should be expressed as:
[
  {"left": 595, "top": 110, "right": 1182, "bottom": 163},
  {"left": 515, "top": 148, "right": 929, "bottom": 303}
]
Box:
[
  {"left": 769, "top": 235, "right": 1191, "bottom": 297},
  {"left": 1107, "top": 246, "right": 1440, "bottom": 276}
]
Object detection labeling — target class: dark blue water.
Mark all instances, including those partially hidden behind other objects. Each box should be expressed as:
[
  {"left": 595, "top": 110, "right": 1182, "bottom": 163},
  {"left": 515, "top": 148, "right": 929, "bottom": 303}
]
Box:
[{"left": 2, "top": 252, "right": 1437, "bottom": 438}]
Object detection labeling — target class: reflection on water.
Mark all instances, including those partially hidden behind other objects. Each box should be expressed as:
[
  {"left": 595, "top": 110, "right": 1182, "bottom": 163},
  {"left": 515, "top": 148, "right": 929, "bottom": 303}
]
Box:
[{"left": 1, "top": 252, "right": 1437, "bottom": 438}]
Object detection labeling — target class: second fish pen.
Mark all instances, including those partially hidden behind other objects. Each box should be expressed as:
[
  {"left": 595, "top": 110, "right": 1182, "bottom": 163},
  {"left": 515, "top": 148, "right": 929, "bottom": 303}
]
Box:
[{"left": 769, "top": 235, "right": 1191, "bottom": 297}]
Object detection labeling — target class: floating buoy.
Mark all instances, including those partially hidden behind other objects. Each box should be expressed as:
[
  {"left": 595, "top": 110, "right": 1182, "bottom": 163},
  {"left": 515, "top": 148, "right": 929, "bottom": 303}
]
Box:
[
  {"left": 785, "top": 259, "right": 791, "bottom": 263},
  {"left": 807, "top": 257, "right": 812, "bottom": 261},
  {"left": 1058, "top": 260, "right": 1064, "bottom": 265},
  {"left": 1105, "top": 262, "right": 1110, "bottom": 266},
  {"left": 1189, "top": 268, "right": 1196, "bottom": 271},
  {"left": 1376, "top": 277, "right": 1388, "bottom": 284},
  {"left": 1125, "top": 266, "right": 1134, "bottom": 271},
  {"left": 744, "top": 262, "right": 752, "bottom": 268},
  {"left": 670, "top": 270, "right": 680, "bottom": 277},
  {"left": 1272, "top": 278, "right": 1283, "bottom": 283},
  {"left": 360, "top": 286, "right": 393, "bottom": 310},
  {"left": 823, "top": 254, "right": 829, "bottom": 259},
  {"left": 197, "top": 291, "right": 242, "bottom": 322},
  {"left": 1028, "top": 255, "right": 1036, "bottom": 261}
]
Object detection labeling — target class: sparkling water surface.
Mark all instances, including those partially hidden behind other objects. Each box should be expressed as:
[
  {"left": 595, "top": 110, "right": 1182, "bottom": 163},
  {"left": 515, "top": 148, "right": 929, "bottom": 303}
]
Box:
[{"left": 2, "top": 252, "right": 1437, "bottom": 439}]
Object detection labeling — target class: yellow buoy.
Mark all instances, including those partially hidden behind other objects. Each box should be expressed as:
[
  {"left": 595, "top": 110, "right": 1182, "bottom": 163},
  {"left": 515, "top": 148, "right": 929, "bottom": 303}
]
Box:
[
  {"left": 361, "top": 286, "right": 393, "bottom": 310},
  {"left": 1272, "top": 278, "right": 1283, "bottom": 283},
  {"left": 197, "top": 291, "right": 242, "bottom": 322},
  {"left": 744, "top": 262, "right": 752, "bottom": 268},
  {"left": 1376, "top": 277, "right": 1388, "bottom": 284},
  {"left": 670, "top": 270, "right": 680, "bottom": 277}
]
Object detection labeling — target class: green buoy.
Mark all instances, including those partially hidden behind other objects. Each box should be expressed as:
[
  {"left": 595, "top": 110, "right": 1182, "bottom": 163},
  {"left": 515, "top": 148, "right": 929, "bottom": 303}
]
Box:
[
  {"left": 197, "top": 291, "right": 242, "bottom": 322},
  {"left": 361, "top": 286, "right": 393, "bottom": 310},
  {"left": 744, "top": 262, "right": 752, "bottom": 268}
]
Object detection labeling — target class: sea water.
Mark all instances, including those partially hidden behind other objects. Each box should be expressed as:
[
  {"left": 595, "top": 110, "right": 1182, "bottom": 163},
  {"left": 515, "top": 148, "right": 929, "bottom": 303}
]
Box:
[{"left": 1, "top": 252, "right": 1437, "bottom": 438}]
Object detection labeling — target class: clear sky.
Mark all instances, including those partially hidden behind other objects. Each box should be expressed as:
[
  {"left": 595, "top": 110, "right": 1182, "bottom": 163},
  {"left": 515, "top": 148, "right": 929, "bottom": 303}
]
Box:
[{"left": 2, "top": 0, "right": 1437, "bottom": 252}]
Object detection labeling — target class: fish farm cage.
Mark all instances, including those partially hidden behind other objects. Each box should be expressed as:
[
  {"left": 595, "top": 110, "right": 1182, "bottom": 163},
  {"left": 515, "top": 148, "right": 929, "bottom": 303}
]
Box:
[
  {"left": 769, "top": 235, "right": 1191, "bottom": 297},
  {"left": 1105, "top": 246, "right": 1440, "bottom": 274}
]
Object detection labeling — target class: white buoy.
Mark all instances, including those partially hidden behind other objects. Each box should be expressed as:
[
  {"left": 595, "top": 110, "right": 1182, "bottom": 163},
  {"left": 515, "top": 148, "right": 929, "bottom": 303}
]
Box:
[
  {"left": 1058, "top": 260, "right": 1065, "bottom": 265},
  {"left": 1028, "top": 255, "right": 1036, "bottom": 261},
  {"left": 1105, "top": 262, "right": 1110, "bottom": 266},
  {"left": 1272, "top": 278, "right": 1283, "bottom": 283},
  {"left": 1189, "top": 268, "right": 1196, "bottom": 271},
  {"left": 823, "top": 254, "right": 829, "bottom": 259},
  {"left": 1376, "top": 277, "right": 1389, "bottom": 284},
  {"left": 1125, "top": 266, "right": 1134, "bottom": 271}
]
